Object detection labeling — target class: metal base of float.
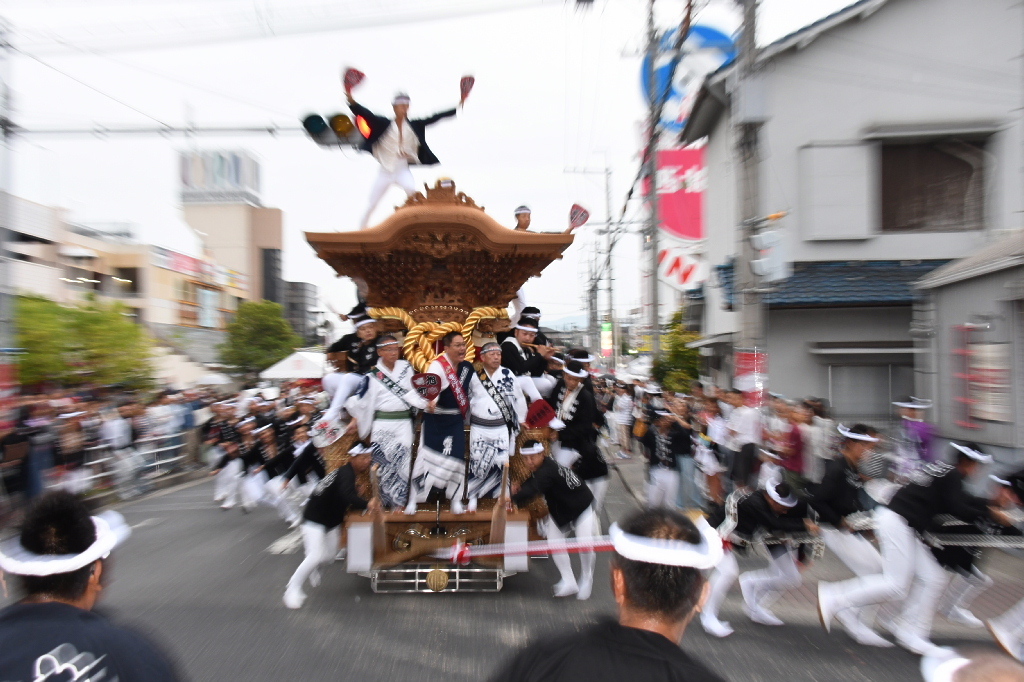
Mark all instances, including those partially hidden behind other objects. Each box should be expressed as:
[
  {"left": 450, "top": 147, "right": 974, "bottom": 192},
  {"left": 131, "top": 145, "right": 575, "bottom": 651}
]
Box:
[{"left": 366, "top": 564, "right": 512, "bottom": 593}]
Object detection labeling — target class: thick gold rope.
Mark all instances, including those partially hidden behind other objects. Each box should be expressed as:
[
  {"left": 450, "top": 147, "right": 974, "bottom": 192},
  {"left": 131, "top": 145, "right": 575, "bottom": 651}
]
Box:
[{"left": 371, "top": 306, "right": 509, "bottom": 372}]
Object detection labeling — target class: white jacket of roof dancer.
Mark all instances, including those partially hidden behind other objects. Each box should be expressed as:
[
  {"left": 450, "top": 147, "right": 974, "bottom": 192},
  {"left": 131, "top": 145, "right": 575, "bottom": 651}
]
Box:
[{"left": 323, "top": 319, "right": 378, "bottom": 423}]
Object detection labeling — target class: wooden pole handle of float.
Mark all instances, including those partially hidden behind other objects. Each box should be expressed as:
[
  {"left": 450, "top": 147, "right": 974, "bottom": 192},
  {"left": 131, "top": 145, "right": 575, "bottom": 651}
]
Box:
[
  {"left": 369, "top": 464, "right": 387, "bottom": 559},
  {"left": 489, "top": 463, "right": 510, "bottom": 547}
]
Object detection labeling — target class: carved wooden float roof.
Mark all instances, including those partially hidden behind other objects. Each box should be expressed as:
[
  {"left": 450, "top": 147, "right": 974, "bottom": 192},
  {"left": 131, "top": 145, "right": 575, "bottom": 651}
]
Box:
[{"left": 305, "top": 180, "right": 575, "bottom": 314}]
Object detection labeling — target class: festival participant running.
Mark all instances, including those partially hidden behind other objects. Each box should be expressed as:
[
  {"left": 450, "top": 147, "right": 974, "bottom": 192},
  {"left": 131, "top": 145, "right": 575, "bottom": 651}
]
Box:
[
  {"left": 890, "top": 396, "right": 937, "bottom": 481},
  {"left": 345, "top": 334, "right": 426, "bottom": 508},
  {"left": 511, "top": 440, "right": 596, "bottom": 599},
  {"left": 0, "top": 491, "right": 179, "bottom": 680},
  {"left": 987, "top": 469, "right": 1024, "bottom": 661},
  {"left": 549, "top": 360, "right": 608, "bottom": 517},
  {"left": 465, "top": 342, "right": 527, "bottom": 511},
  {"left": 818, "top": 442, "right": 1014, "bottom": 657},
  {"left": 490, "top": 507, "right": 727, "bottom": 682},
  {"left": 701, "top": 480, "right": 817, "bottom": 637},
  {"left": 348, "top": 89, "right": 463, "bottom": 229},
  {"left": 640, "top": 409, "right": 685, "bottom": 509},
  {"left": 806, "top": 424, "right": 891, "bottom": 647},
  {"left": 283, "top": 443, "right": 379, "bottom": 609},
  {"left": 324, "top": 313, "right": 380, "bottom": 424},
  {"left": 407, "top": 331, "right": 474, "bottom": 514}
]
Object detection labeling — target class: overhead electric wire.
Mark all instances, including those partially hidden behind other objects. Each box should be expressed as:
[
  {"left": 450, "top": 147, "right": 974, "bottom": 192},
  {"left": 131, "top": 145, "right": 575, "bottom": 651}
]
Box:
[
  {"left": 13, "top": 46, "right": 173, "bottom": 128},
  {"left": 17, "top": 0, "right": 556, "bottom": 55}
]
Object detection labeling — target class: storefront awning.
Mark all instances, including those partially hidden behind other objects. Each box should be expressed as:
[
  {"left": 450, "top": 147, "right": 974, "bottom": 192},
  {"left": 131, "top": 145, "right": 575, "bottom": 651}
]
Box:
[
  {"left": 685, "top": 333, "right": 735, "bottom": 350},
  {"left": 808, "top": 341, "right": 924, "bottom": 355}
]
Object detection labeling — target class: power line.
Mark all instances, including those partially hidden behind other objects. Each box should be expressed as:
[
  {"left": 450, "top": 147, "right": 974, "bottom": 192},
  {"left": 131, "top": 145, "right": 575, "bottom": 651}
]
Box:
[
  {"left": 13, "top": 47, "right": 173, "bottom": 128},
  {"left": 17, "top": 0, "right": 556, "bottom": 55}
]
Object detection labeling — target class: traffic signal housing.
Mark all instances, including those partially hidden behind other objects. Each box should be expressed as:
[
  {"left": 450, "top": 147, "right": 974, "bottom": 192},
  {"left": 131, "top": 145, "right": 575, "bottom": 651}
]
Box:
[
  {"left": 301, "top": 112, "right": 367, "bottom": 148},
  {"left": 749, "top": 229, "right": 790, "bottom": 282}
]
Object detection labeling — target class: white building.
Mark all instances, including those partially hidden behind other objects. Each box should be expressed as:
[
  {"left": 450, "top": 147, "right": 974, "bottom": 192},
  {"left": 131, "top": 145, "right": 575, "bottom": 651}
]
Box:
[{"left": 681, "top": 0, "right": 1023, "bottom": 424}]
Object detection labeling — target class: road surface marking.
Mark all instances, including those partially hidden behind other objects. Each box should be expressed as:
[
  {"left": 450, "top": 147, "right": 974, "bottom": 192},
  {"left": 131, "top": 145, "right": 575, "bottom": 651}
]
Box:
[{"left": 267, "top": 529, "right": 303, "bottom": 555}]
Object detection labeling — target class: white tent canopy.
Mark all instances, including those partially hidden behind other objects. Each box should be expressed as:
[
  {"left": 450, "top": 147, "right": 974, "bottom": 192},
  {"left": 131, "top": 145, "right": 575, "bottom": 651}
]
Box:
[{"left": 260, "top": 351, "right": 327, "bottom": 380}]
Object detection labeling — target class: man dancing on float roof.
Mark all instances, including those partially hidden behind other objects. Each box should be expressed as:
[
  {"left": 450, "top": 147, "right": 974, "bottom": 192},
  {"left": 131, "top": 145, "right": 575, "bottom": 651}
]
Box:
[
  {"left": 406, "top": 331, "right": 474, "bottom": 514},
  {"left": 347, "top": 89, "right": 463, "bottom": 229}
]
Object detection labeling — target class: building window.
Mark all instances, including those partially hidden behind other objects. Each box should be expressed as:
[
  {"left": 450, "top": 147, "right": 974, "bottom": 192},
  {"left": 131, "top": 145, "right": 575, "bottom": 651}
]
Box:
[
  {"left": 111, "top": 267, "right": 140, "bottom": 296},
  {"left": 262, "top": 248, "right": 282, "bottom": 303},
  {"left": 880, "top": 139, "right": 986, "bottom": 233}
]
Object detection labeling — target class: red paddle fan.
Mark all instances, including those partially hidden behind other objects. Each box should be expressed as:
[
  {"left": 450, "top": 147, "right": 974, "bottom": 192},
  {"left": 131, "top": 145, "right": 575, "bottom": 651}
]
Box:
[
  {"left": 343, "top": 67, "right": 366, "bottom": 93},
  {"left": 525, "top": 400, "right": 557, "bottom": 429},
  {"left": 460, "top": 75, "right": 475, "bottom": 102},
  {"left": 412, "top": 373, "right": 442, "bottom": 401},
  {"left": 569, "top": 204, "right": 590, "bottom": 230}
]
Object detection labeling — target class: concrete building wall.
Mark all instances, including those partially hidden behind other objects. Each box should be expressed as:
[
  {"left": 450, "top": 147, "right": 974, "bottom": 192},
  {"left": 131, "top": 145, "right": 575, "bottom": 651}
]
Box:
[
  {"left": 182, "top": 204, "right": 253, "bottom": 279},
  {"left": 760, "top": 0, "right": 1022, "bottom": 262},
  {"left": 925, "top": 268, "right": 1023, "bottom": 456},
  {"left": 702, "top": 114, "right": 739, "bottom": 339},
  {"left": 766, "top": 306, "right": 914, "bottom": 422}
]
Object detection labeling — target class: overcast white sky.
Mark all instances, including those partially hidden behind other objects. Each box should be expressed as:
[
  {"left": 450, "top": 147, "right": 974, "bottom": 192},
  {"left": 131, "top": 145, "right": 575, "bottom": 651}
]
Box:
[{"left": 2, "top": 0, "right": 856, "bottom": 330}]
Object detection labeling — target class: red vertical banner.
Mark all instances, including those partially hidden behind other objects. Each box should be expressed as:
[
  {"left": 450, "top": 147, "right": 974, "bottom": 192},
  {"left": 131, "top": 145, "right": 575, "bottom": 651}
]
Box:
[
  {"left": 656, "top": 148, "right": 705, "bottom": 241},
  {"left": 0, "top": 361, "right": 17, "bottom": 430},
  {"left": 733, "top": 349, "right": 767, "bottom": 408}
]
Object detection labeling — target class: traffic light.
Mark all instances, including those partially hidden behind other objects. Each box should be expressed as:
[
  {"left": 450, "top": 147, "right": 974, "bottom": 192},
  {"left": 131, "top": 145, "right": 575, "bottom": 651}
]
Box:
[
  {"left": 749, "top": 229, "right": 790, "bottom": 282},
  {"left": 301, "top": 112, "right": 365, "bottom": 148}
]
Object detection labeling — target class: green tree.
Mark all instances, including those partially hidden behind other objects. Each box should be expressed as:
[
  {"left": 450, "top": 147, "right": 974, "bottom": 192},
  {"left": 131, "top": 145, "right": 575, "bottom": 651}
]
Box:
[
  {"left": 16, "top": 295, "right": 70, "bottom": 386},
  {"left": 16, "top": 294, "right": 155, "bottom": 388},
  {"left": 67, "top": 297, "right": 155, "bottom": 389},
  {"left": 219, "top": 300, "right": 301, "bottom": 378},
  {"left": 650, "top": 308, "right": 702, "bottom": 393}
]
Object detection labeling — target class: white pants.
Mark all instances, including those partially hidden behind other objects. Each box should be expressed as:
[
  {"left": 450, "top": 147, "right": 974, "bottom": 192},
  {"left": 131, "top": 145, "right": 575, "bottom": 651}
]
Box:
[
  {"left": 543, "top": 507, "right": 596, "bottom": 590},
  {"left": 828, "top": 507, "right": 949, "bottom": 639},
  {"left": 516, "top": 375, "right": 543, "bottom": 403},
  {"left": 821, "top": 526, "right": 884, "bottom": 625},
  {"left": 705, "top": 550, "right": 739, "bottom": 621},
  {"left": 325, "top": 372, "right": 366, "bottom": 423},
  {"left": 241, "top": 470, "right": 269, "bottom": 510},
  {"left": 360, "top": 162, "right": 416, "bottom": 228},
  {"left": 214, "top": 459, "right": 243, "bottom": 506},
  {"left": 646, "top": 466, "right": 680, "bottom": 509},
  {"left": 265, "top": 476, "right": 303, "bottom": 524},
  {"left": 585, "top": 476, "right": 609, "bottom": 519},
  {"left": 553, "top": 444, "right": 580, "bottom": 468},
  {"left": 741, "top": 547, "right": 802, "bottom": 608},
  {"left": 286, "top": 521, "right": 340, "bottom": 595},
  {"left": 532, "top": 375, "right": 558, "bottom": 400}
]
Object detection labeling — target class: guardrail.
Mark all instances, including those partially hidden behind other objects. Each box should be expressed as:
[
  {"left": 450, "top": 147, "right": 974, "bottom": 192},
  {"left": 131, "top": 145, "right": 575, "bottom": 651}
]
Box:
[{"left": 44, "top": 430, "right": 197, "bottom": 498}]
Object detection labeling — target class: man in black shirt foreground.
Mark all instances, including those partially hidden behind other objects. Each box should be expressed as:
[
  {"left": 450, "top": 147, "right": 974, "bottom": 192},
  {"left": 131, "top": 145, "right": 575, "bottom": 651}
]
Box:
[
  {"left": 0, "top": 491, "right": 178, "bottom": 681},
  {"left": 283, "top": 442, "right": 379, "bottom": 609},
  {"left": 818, "top": 441, "right": 1015, "bottom": 657},
  {"left": 490, "top": 507, "right": 728, "bottom": 682}
]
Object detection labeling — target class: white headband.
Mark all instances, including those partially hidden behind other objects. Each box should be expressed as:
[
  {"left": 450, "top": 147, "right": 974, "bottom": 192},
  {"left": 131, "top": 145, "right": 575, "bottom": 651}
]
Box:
[
  {"left": 571, "top": 353, "right": 596, "bottom": 364},
  {"left": 655, "top": 410, "right": 673, "bottom": 418},
  {"left": 514, "top": 206, "right": 531, "bottom": 215},
  {"left": 837, "top": 423, "right": 880, "bottom": 443},
  {"left": 563, "top": 367, "right": 587, "bottom": 379},
  {"left": 951, "top": 442, "right": 992, "bottom": 463},
  {"left": 0, "top": 511, "right": 130, "bottom": 577},
  {"left": 514, "top": 324, "right": 539, "bottom": 332},
  {"left": 349, "top": 443, "right": 372, "bottom": 455},
  {"left": 520, "top": 442, "right": 545, "bottom": 455},
  {"left": 893, "top": 396, "right": 932, "bottom": 410},
  {"left": 355, "top": 318, "right": 376, "bottom": 328},
  {"left": 766, "top": 481, "right": 797, "bottom": 508},
  {"left": 759, "top": 448, "right": 783, "bottom": 461},
  {"left": 990, "top": 474, "right": 1011, "bottom": 486},
  {"left": 609, "top": 516, "right": 723, "bottom": 569},
  {"left": 552, "top": 357, "right": 566, "bottom": 365},
  {"left": 376, "top": 340, "right": 399, "bottom": 348},
  {"left": 392, "top": 94, "right": 410, "bottom": 105}
]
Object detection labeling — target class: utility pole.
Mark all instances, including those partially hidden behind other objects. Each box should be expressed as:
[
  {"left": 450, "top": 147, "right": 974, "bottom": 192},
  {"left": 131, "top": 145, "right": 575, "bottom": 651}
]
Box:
[
  {"left": 734, "top": 0, "right": 768, "bottom": 402},
  {"left": 565, "top": 165, "right": 616, "bottom": 368},
  {"left": 644, "top": 0, "right": 661, "bottom": 359},
  {"left": 0, "top": 20, "right": 16, "bottom": 426}
]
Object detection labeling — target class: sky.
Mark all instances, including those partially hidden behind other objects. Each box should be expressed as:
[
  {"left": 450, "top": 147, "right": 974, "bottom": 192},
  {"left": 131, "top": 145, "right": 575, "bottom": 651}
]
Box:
[{"left": 2, "top": 0, "right": 857, "bottom": 332}]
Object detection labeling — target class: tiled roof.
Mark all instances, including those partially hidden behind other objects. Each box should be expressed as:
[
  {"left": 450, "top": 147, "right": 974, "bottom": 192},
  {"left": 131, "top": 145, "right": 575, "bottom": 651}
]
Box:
[
  {"left": 715, "top": 260, "right": 949, "bottom": 309},
  {"left": 915, "top": 231, "right": 1024, "bottom": 290}
]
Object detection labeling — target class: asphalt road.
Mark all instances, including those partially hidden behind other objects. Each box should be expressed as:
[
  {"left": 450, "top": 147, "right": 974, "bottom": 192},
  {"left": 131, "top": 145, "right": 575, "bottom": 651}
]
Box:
[{"left": 4, "top": 462, "right": 1015, "bottom": 682}]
